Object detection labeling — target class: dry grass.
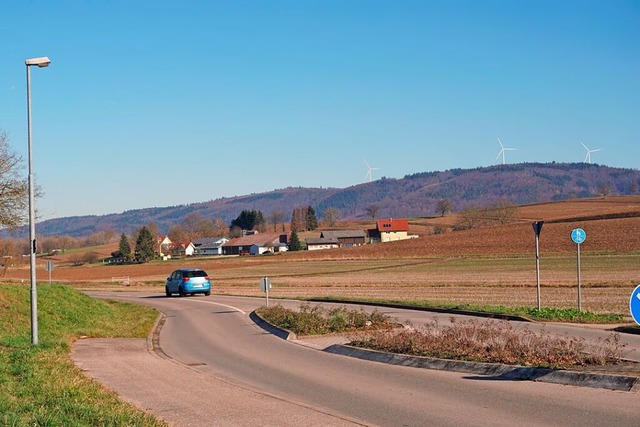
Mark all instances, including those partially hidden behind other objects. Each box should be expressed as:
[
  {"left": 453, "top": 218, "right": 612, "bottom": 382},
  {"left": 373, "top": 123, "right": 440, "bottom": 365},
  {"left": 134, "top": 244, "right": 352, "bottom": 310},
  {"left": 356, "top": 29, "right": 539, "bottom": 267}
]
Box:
[{"left": 349, "top": 318, "right": 628, "bottom": 369}]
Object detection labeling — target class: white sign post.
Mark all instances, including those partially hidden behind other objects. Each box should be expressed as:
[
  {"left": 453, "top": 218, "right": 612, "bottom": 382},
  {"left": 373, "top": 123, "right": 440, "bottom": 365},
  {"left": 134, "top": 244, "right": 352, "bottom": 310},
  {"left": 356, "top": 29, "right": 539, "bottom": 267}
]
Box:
[
  {"left": 260, "top": 277, "right": 272, "bottom": 307},
  {"left": 45, "top": 260, "right": 54, "bottom": 284},
  {"left": 571, "top": 228, "right": 586, "bottom": 311}
]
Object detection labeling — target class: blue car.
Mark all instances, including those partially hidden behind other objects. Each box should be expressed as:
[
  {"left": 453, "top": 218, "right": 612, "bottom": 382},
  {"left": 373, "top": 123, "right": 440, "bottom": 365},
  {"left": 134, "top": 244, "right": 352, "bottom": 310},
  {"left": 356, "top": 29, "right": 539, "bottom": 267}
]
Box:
[{"left": 165, "top": 268, "right": 211, "bottom": 297}]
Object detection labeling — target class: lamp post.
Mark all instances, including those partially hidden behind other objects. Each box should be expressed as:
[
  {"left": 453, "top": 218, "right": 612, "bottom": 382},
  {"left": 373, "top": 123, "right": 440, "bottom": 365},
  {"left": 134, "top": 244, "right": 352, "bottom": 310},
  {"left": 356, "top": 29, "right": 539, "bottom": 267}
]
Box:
[{"left": 26, "top": 56, "right": 50, "bottom": 345}]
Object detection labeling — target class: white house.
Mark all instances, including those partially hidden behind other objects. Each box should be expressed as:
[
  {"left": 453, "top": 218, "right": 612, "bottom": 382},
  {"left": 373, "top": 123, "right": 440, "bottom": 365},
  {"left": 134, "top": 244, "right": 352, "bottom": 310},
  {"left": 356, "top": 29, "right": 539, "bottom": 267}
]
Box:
[{"left": 193, "top": 237, "right": 229, "bottom": 256}]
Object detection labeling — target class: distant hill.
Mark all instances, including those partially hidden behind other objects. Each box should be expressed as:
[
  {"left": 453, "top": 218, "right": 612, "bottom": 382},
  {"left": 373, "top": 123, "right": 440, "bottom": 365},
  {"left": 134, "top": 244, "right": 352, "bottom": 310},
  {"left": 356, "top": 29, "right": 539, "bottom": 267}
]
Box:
[{"left": 29, "top": 162, "right": 640, "bottom": 237}]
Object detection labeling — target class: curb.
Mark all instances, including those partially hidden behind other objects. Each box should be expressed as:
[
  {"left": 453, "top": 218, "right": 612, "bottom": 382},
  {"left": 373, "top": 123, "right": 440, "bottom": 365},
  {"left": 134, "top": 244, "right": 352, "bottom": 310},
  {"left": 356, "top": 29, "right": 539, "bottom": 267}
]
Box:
[
  {"left": 250, "top": 311, "right": 640, "bottom": 392},
  {"left": 306, "top": 299, "right": 532, "bottom": 322},
  {"left": 250, "top": 310, "right": 297, "bottom": 340},
  {"left": 324, "top": 344, "right": 640, "bottom": 392}
]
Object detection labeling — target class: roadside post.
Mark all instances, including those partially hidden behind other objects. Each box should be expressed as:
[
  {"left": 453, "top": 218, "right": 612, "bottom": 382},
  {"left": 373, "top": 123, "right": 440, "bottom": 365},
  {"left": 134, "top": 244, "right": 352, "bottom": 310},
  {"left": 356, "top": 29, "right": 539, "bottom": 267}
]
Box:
[
  {"left": 260, "top": 277, "right": 272, "bottom": 307},
  {"left": 571, "top": 228, "right": 586, "bottom": 311},
  {"left": 45, "top": 260, "right": 54, "bottom": 284},
  {"left": 532, "top": 221, "right": 544, "bottom": 310},
  {"left": 630, "top": 285, "right": 640, "bottom": 326}
]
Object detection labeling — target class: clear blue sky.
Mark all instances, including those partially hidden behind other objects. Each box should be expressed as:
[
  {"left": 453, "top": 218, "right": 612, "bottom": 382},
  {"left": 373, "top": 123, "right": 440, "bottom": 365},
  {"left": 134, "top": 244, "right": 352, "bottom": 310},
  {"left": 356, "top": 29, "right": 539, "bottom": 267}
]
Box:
[{"left": 2, "top": 1, "right": 638, "bottom": 220}]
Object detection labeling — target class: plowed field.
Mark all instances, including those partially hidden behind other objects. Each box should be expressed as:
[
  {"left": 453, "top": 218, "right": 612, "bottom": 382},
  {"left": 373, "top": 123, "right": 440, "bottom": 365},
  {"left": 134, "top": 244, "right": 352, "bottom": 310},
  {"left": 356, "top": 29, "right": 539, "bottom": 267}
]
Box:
[{"left": 4, "top": 196, "right": 640, "bottom": 314}]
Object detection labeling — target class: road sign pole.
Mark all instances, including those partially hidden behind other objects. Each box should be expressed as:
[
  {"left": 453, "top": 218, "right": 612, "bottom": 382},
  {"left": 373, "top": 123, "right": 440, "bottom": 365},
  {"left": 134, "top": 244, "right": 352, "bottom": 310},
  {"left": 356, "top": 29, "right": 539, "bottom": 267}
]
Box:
[
  {"left": 577, "top": 243, "right": 582, "bottom": 311},
  {"left": 532, "top": 221, "right": 544, "bottom": 311},
  {"left": 571, "top": 228, "right": 586, "bottom": 312},
  {"left": 535, "top": 234, "right": 541, "bottom": 310}
]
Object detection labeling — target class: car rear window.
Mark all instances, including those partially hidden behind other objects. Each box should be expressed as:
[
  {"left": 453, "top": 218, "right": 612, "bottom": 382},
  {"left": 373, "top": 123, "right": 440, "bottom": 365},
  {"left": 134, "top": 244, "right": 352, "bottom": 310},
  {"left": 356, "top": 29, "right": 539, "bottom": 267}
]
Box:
[{"left": 185, "top": 270, "right": 208, "bottom": 278}]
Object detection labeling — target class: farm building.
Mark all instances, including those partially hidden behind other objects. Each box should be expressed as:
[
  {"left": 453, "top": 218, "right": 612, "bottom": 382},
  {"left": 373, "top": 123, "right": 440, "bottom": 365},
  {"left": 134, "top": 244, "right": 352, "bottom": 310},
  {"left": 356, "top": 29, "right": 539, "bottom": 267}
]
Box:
[
  {"left": 223, "top": 233, "right": 288, "bottom": 255},
  {"left": 306, "top": 237, "right": 339, "bottom": 251},
  {"left": 319, "top": 230, "right": 366, "bottom": 247}
]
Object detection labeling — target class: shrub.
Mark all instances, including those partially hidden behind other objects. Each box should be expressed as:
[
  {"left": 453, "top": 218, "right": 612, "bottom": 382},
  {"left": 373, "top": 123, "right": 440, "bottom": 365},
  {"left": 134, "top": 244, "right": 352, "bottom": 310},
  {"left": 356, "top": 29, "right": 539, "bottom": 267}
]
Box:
[{"left": 257, "top": 304, "right": 395, "bottom": 336}]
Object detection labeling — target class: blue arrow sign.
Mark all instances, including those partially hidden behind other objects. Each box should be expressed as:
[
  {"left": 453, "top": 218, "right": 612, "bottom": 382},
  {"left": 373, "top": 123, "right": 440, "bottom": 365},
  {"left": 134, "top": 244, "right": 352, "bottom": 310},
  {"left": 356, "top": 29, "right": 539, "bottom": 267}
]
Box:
[
  {"left": 630, "top": 285, "right": 640, "bottom": 326},
  {"left": 571, "top": 228, "right": 586, "bottom": 244}
]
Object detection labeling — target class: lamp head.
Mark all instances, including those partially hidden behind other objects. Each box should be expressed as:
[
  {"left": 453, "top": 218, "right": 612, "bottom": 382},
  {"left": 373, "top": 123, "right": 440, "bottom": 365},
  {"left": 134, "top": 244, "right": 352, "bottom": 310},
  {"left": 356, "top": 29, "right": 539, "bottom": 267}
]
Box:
[{"left": 25, "top": 57, "right": 51, "bottom": 68}]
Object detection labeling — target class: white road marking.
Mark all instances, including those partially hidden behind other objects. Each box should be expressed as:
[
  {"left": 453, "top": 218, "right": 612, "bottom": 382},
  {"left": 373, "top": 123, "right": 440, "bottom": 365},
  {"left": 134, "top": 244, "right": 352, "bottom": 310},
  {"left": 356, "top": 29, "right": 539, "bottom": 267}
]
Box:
[{"left": 185, "top": 298, "right": 247, "bottom": 315}]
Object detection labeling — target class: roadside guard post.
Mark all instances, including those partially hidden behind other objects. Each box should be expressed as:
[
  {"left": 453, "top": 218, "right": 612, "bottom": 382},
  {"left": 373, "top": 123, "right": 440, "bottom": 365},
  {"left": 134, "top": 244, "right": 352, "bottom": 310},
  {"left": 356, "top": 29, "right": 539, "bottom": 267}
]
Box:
[
  {"left": 532, "top": 221, "right": 544, "bottom": 310},
  {"left": 630, "top": 285, "right": 640, "bottom": 326},
  {"left": 571, "top": 228, "right": 586, "bottom": 311},
  {"left": 260, "top": 277, "right": 272, "bottom": 307}
]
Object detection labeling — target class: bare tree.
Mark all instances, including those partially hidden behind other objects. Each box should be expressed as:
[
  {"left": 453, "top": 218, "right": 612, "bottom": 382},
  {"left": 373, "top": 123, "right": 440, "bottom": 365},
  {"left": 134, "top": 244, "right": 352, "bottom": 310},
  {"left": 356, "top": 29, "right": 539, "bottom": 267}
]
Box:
[
  {"left": 211, "top": 218, "right": 228, "bottom": 237},
  {"left": 455, "top": 206, "right": 483, "bottom": 230},
  {"left": 0, "top": 131, "right": 30, "bottom": 229},
  {"left": 365, "top": 205, "right": 380, "bottom": 220},
  {"left": 168, "top": 224, "right": 187, "bottom": 243},
  {"left": 487, "top": 201, "right": 517, "bottom": 225},
  {"left": 269, "top": 210, "right": 286, "bottom": 232},
  {"left": 597, "top": 184, "right": 612, "bottom": 197},
  {"left": 323, "top": 207, "right": 340, "bottom": 227},
  {"left": 181, "top": 213, "right": 216, "bottom": 240},
  {"left": 436, "top": 199, "right": 453, "bottom": 217}
]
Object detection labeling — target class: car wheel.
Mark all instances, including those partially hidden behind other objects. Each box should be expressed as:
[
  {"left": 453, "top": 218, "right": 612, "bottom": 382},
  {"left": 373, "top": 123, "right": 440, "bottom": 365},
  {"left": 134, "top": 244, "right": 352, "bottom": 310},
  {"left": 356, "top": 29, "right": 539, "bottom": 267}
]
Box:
[
  {"left": 204, "top": 291, "right": 211, "bottom": 296},
  {"left": 178, "top": 286, "right": 185, "bottom": 297},
  {"left": 165, "top": 286, "right": 171, "bottom": 297}
]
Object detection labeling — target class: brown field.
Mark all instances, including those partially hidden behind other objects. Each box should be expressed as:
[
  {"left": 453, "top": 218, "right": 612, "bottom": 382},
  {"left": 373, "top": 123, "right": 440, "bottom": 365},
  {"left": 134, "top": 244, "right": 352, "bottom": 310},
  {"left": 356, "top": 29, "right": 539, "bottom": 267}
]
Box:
[{"left": 4, "top": 196, "right": 640, "bottom": 314}]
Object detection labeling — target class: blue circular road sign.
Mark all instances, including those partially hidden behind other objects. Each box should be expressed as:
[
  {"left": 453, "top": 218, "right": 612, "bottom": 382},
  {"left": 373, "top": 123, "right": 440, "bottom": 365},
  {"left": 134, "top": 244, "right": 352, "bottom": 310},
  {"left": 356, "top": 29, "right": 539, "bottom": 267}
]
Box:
[
  {"left": 571, "top": 228, "right": 586, "bottom": 244},
  {"left": 631, "top": 285, "right": 640, "bottom": 326}
]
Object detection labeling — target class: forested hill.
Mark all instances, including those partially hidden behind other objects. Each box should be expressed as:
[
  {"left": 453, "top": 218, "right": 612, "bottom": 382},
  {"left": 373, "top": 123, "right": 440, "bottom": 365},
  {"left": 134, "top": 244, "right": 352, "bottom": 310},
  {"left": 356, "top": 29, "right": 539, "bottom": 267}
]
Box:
[{"left": 32, "top": 163, "right": 640, "bottom": 237}]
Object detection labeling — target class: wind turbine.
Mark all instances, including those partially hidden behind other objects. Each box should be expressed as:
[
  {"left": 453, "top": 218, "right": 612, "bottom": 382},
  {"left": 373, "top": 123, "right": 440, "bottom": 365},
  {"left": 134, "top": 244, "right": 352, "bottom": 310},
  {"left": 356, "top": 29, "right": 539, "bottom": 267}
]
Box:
[
  {"left": 580, "top": 141, "right": 602, "bottom": 164},
  {"left": 364, "top": 160, "right": 381, "bottom": 182},
  {"left": 496, "top": 138, "right": 516, "bottom": 165}
]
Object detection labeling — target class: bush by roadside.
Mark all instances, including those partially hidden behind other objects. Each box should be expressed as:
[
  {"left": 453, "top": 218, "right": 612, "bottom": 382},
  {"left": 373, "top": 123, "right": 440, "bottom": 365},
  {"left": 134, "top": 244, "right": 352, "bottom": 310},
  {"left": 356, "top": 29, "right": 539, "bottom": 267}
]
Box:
[{"left": 256, "top": 303, "right": 396, "bottom": 335}]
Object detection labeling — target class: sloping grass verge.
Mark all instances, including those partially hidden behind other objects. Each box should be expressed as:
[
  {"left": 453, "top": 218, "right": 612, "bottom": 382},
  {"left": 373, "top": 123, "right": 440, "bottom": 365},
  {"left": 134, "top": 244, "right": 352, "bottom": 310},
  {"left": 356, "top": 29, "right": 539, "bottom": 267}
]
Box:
[
  {"left": 307, "top": 296, "right": 625, "bottom": 324},
  {"left": 0, "top": 283, "right": 166, "bottom": 426}
]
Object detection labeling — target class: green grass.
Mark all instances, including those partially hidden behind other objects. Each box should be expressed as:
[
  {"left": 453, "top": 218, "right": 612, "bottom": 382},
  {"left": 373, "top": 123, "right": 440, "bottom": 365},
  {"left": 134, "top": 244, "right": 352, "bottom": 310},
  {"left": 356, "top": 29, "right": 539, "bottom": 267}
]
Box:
[
  {"left": 0, "top": 283, "right": 166, "bottom": 426},
  {"left": 307, "top": 296, "right": 626, "bottom": 324}
]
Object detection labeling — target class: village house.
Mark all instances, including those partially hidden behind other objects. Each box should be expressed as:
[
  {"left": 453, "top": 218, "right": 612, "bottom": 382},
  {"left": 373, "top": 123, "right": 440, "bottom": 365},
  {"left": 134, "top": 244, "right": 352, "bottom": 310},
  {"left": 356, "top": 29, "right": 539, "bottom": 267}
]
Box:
[
  {"left": 169, "top": 242, "right": 196, "bottom": 257},
  {"left": 157, "top": 235, "right": 172, "bottom": 257},
  {"left": 192, "top": 237, "right": 229, "bottom": 256},
  {"left": 369, "top": 218, "right": 418, "bottom": 243},
  {"left": 223, "top": 233, "right": 288, "bottom": 255}
]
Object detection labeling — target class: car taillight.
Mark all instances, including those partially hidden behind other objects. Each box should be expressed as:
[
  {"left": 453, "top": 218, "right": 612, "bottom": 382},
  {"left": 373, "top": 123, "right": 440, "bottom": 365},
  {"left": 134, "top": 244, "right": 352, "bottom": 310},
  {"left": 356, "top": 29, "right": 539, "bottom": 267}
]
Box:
[
  {"left": 182, "top": 277, "right": 190, "bottom": 282},
  {"left": 205, "top": 276, "right": 210, "bottom": 280}
]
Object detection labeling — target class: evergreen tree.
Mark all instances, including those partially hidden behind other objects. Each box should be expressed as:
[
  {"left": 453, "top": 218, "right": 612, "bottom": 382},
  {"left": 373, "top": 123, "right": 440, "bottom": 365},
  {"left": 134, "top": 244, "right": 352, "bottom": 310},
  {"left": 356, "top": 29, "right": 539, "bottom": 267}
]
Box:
[
  {"left": 118, "top": 233, "right": 132, "bottom": 260},
  {"left": 289, "top": 229, "right": 302, "bottom": 251},
  {"left": 306, "top": 206, "right": 318, "bottom": 231},
  {"left": 230, "top": 209, "right": 266, "bottom": 231},
  {"left": 135, "top": 226, "right": 155, "bottom": 262}
]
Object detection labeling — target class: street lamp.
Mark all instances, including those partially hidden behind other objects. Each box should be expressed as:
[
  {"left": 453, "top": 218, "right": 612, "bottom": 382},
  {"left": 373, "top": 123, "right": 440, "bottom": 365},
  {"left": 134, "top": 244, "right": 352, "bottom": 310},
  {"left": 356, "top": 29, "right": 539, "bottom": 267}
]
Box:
[{"left": 26, "top": 56, "right": 50, "bottom": 345}]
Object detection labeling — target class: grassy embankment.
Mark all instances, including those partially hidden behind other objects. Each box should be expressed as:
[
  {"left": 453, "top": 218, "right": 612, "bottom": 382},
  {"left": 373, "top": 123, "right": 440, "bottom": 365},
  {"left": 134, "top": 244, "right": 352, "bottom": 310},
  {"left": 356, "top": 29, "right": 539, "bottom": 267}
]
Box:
[{"left": 0, "top": 283, "right": 165, "bottom": 426}]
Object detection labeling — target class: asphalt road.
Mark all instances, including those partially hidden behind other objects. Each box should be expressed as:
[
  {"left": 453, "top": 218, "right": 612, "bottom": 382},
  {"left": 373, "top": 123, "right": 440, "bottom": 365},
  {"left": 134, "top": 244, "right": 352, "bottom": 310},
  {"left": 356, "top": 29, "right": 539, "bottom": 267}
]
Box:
[{"left": 73, "top": 293, "right": 639, "bottom": 426}]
